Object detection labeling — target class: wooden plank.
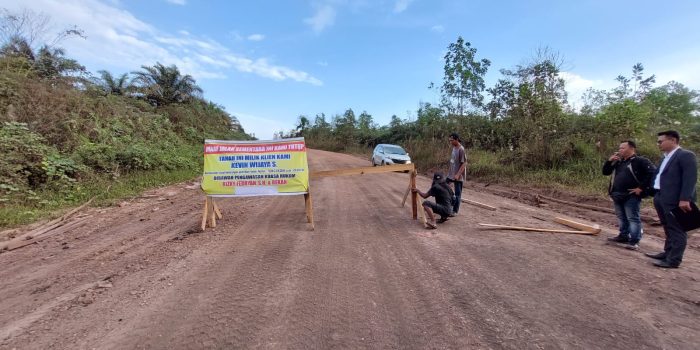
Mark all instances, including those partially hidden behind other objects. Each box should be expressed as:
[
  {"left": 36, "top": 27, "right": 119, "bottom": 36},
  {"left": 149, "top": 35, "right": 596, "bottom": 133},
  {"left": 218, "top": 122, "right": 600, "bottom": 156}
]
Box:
[
  {"left": 401, "top": 179, "right": 411, "bottom": 207},
  {"left": 1, "top": 196, "right": 96, "bottom": 249},
  {"left": 536, "top": 194, "right": 616, "bottom": 214},
  {"left": 478, "top": 223, "right": 596, "bottom": 235},
  {"left": 212, "top": 199, "right": 223, "bottom": 219},
  {"left": 305, "top": 193, "right": 315, "bottom": 230},
  {"left": 410, "top": 170, "right": 417, "bottom": 220},
  {"left": 200, "top": 197, "right": 209, "bottom": 231},
  {"left": 416, "top": 197, "right": 427, "bottom": 225},
  {"left": 4, "top": 217, "right": 92, "bottom": 251},
  {"left": 209, "top": 198, "right": 217, "bottom": 228},
  {"left": 553, "top": 217, "right": 601, "bottom": 234},
  {"left": 461, "top": 198, "right": 497, "bottom": 211},
  {"left": 310, "top": 163, "right": 414, "bottom": 178}
]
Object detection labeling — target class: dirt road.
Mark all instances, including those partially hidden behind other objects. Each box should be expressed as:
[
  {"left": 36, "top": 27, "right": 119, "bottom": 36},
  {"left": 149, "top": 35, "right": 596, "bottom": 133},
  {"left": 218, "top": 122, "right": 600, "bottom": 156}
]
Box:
[{"left": 1, "top": 149, "right": 699, "bottom": 349}]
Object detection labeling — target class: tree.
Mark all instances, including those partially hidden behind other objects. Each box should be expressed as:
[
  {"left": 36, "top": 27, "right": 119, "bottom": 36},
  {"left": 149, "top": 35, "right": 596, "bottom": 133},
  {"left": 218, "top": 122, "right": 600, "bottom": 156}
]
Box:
[
  {"left": 611, "top": 63, "right": 655, "bottom": 102},
  {"left": 643, "top": 81, "right": 699, "bottom": 127},
  {"left": 357, "top": 111, "right": 376, "bottom": 145},
  {"left": 0, "top": 9, "right": 85, "bottom": 80},
  {"left": 294, "top": 115, "right": 310, "bottom": 137},
  {"left": 440, "top": 36, "right": 491, "bottom": 115},
  {"left": 484, "top": 48, "right": 568, "bottom": 166},
  {"left": 334, "top": 108, "right": 357, "bottom": 145},
  {"left": 132, "top": 62, "right": 203, "bottom": 106},
  {"left": 95, "top": 70, "right": 132, "bottom": 96}
]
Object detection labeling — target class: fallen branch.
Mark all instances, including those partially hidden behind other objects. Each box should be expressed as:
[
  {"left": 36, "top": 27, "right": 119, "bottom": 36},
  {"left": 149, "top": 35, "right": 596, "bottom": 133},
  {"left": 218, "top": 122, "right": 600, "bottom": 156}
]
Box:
[
  {"left": 478, "top": 223, "right": 597, "bottom": 235},
  {"left": 0, "top": 193, "right": 99, "bottom": 251},
  {"left": 2, "top": 216, "right": 92, "bottom": 252}
]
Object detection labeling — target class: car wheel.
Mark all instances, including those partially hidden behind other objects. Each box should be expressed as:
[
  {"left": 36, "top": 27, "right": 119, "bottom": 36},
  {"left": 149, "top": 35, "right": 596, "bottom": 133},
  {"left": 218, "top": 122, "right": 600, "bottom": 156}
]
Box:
[{"left": 381, "top": 161, "right": 385, "bottom": 166}]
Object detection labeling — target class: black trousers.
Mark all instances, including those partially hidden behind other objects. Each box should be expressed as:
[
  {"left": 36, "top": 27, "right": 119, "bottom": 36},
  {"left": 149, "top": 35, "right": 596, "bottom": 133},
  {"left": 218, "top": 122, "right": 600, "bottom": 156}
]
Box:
[{"left": 653, "top": 195, "right": 688, "bottom": 266}]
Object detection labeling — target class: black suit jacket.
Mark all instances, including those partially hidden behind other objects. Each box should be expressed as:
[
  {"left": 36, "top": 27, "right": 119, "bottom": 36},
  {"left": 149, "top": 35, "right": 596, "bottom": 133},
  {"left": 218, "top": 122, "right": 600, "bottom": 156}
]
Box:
[{"left": 655, "top": 148, "right": 698, "bottom": 206}]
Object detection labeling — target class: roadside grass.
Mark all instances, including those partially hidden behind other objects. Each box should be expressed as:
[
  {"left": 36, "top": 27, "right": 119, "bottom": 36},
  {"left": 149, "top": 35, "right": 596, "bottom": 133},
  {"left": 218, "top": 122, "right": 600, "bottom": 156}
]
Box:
[{"left": 0, "top": 168, "right": 199, "bottom": 229}]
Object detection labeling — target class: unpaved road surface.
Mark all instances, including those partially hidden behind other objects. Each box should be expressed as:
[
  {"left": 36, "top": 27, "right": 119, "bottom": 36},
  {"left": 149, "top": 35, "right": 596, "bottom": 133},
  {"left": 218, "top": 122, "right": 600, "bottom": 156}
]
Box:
[{"left": 1, "top": 149, "right": 699, "bottom": 349}]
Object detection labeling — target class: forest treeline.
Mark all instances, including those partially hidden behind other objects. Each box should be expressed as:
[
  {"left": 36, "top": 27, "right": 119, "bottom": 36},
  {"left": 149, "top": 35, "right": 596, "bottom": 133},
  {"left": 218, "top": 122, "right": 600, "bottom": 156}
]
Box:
[
  {"left": 0, "top": 9, "right": 250, "bottom": 226},
  {"left": 283, "top": 38, "right": 699, "bottom": 192}
]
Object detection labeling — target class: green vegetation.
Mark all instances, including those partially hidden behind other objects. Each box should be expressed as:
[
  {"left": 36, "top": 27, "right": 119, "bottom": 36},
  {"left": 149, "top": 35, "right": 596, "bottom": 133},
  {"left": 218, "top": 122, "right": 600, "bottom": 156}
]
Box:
[
  {"left": 284, "top": 38, "right": 699, "bottom": 197},
  {"left": 0, "top": 9, "right": 250, "bottom": 228}
]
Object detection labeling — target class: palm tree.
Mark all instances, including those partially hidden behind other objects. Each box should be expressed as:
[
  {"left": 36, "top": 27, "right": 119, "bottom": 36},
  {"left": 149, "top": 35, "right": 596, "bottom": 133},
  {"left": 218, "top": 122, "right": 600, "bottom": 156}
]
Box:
[
  {"left": 131, "top": 62, "right": 203, "bottom": 106},
  {"left": 96, "top": 70, "right": 132, "bottom": 95},
  {"left": 0, "top": 35, "right": 84, "bottom": 79}
]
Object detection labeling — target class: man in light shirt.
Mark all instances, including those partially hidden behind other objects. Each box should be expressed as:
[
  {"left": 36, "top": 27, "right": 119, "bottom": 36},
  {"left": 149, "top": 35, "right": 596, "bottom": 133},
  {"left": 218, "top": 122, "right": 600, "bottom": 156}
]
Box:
[
  {"left": 446, "top": 133, "right": 467, "bottom": 216},
  {"left": 645, "top": 130, "right": 697, "bottom": 268}
]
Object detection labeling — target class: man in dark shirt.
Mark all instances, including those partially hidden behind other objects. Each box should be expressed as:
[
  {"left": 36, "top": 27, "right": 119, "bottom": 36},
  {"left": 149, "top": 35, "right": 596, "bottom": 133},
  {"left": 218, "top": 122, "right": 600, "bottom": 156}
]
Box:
[
  {"left": 413, "top": 172, "right": 454, "bottom": 229},
  {"left": 602, "top": 140, "right": 656, "bottom": 250}
]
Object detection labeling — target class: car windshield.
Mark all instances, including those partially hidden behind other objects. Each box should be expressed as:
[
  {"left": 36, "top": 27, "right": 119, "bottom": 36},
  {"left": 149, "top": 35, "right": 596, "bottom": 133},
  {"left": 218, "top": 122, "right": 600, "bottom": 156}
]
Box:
[{"left": 384, "top": 146, "right": 406, "bottom": 155}]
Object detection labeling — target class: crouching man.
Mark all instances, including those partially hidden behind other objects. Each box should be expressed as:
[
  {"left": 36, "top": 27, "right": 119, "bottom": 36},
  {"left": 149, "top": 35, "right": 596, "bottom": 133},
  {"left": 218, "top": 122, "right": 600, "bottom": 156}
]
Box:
[{"left": 412, "top": 172, "right": 454, "bottom": 229}]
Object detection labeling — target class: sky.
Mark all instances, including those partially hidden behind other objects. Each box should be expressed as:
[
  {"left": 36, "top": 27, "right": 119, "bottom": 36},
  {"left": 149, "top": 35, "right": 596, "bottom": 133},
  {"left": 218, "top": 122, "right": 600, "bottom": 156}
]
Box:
[{"left": 1, "top": 0, "right": 699, "bottom": 139}]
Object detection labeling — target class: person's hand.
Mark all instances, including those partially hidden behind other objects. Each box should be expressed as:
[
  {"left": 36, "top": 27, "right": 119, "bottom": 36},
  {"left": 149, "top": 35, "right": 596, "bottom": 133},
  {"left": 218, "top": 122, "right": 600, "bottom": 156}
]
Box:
[
  {"left": 679, "top": 200, "right": 692, "bottom": 213},
  {"left": 609, "top": 153, "right": 621, "bottom": 162},
  {"left": 628, "top": 188, "right": 643, "bottom": 196}
]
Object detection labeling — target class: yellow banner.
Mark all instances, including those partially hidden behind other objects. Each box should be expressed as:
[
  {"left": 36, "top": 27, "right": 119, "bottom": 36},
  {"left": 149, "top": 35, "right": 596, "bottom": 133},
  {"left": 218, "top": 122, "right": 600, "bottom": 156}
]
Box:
[{"left": 201, "top": 138, "right": 309, "bottom": 196}]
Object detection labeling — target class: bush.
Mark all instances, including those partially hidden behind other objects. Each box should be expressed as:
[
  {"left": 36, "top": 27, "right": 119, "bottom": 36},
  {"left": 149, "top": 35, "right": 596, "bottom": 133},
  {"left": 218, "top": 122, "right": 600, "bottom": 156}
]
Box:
[{"left": 0, "top": 122, "right": 84, "bottom": 203}]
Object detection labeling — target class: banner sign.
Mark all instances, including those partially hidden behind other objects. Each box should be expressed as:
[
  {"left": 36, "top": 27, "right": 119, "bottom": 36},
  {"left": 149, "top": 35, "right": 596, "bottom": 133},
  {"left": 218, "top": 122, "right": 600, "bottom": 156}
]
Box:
[{"left": 201, "top": 138, "right": 309, "bottom": 197}]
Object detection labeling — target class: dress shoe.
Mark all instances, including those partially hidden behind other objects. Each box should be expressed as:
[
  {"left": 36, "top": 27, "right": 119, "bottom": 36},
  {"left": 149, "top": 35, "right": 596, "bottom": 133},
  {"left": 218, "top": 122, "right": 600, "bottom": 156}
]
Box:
[
  {"left": 645, "top": 252, "right": 666, "bottom": 259},
  {"left": 653, "top": 260, "right": 679, "bottom": 269}
]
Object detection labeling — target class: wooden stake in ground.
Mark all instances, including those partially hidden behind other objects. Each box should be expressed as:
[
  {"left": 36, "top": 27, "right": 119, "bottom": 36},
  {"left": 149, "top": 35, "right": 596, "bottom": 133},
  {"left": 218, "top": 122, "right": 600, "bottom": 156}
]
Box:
[
  {"left": 200, "top": 197, "right": 210, "bottom": 231},
  {"left": 477, "top": 223, "right": 598, "bottom": 235},
  {"left": 410, "top": 170, "right": 417, "bottom": 220},
  {"left": 304, "top": 192, "right": 315, "bottom": 230}
]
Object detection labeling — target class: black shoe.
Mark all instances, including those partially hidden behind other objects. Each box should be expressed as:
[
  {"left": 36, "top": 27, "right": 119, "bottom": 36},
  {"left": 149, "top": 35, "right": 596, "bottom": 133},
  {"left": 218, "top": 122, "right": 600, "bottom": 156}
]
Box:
[
  {"left": 645, "top": 252, "right": 666, "bottom": 259},
  {"left": 437, "top": 217, "right": 448, "bottom": 223},
  {"left": 653, "top": 260, "right": 679, "bottom": 269},
  {"left": 607, "top": 235, "right": 630, "bottom": 243}
]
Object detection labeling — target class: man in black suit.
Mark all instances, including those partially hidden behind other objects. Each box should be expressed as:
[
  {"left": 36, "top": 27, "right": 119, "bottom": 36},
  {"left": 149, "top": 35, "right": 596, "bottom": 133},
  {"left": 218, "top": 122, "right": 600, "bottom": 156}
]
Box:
[{"left": 645, "top": 130, "right": 698, "bottom": 268}]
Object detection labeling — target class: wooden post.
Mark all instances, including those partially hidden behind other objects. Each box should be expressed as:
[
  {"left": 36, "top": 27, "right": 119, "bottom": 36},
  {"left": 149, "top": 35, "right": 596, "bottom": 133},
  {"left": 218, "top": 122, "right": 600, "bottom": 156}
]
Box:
[
  {"left": 208, "top": 197, "right": 217, "bottom": 228},
  {"left": 200, "top": 197, "right": 209, "bottom": 231},
  {"left": 410, "top": 170, "right": 417, "bottom": 220},
  {"left": 304, "top": 192, "right": 315, "bottom": 230}
]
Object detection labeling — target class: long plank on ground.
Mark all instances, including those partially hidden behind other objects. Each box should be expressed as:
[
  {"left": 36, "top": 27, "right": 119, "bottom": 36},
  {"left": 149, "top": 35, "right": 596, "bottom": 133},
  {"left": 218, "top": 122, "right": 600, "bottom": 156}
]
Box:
[{"left": 478, "top": 223, "right": 597, "bottom": 235}]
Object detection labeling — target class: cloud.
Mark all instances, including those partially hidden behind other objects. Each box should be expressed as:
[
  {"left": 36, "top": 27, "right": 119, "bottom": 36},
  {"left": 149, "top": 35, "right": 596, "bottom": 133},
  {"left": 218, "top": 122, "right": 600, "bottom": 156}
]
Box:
[
  {"left": 165, "top": 0, "right": 185, "bottom": 5},
  {"left": 247, "top": 33, "right": 265, "bottom": 41},
  {"left": 317, "top": 61, "right": 328, "bottom": 67},
  {"left": 224, "top": 55, "right": 323, "bottom": 86},
  {"left": 231, "top": 111, "right": 295, "bottom": 140},
  {"left": 559, "top": 71, "right": 612, "bottom": 110},
  {"left": 430, "top": 25, "right": 444, "bottom": 33},
  {"left": 393, "top": 0, "right": 413, "bottom": 13},
  {"left": 0, "top": 0, "right": 321, "bottom": 85},
  {"left": 304, "top": 4, "right": 336, "bottom": 33}
]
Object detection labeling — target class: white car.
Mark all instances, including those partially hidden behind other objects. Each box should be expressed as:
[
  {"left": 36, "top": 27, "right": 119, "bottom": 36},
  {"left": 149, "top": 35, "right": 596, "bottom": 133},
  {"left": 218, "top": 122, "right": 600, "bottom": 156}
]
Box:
[{"left": 371, "top": 144, "right": 411, "bottom": 166}]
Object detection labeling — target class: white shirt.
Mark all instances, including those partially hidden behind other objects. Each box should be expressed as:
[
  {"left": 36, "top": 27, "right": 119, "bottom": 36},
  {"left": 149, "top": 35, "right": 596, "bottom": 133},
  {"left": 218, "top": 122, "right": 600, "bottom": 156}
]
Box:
[{"left": 653, "top": 146, "right": 680, "bottom": 190}]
